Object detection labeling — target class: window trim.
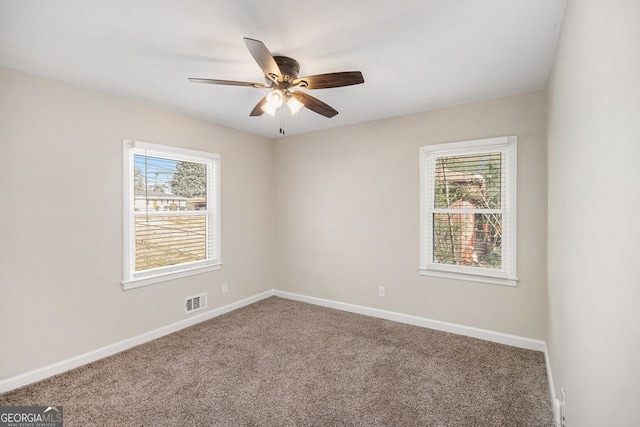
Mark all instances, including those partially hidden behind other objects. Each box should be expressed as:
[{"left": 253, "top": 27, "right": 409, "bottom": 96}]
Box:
[
  {"left": 419, "top": 136, "right": 517, "bottom": 287},
  {"left": 122, "top": 140, "right": 221, "bottom": 290}
]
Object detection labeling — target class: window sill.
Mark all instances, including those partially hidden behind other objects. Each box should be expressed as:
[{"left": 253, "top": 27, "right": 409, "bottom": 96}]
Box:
[
  {"left": 122, "top": 263, "right": 222, "bottom": 291},
  {"left": 418, "top": 268, "right": 518, "bottom": 287}
]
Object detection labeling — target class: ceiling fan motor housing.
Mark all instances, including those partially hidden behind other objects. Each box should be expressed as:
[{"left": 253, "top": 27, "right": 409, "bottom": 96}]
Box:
[{"left": 273, "top": 56, "right": 300, "bottom": 84}]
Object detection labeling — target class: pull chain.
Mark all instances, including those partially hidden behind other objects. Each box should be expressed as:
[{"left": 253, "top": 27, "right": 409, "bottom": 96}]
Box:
[{"left": 279, "top": 105, "right": 286, "bottom": 135}]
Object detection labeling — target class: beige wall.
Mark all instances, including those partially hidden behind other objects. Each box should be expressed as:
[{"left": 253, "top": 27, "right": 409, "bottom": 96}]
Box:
[
  {"left": 0, "top": 65, "right": 550, "bottom": 384},
  {"left": 0, "top": 67, "right": 274, "bottom": 380},
  {"left": 547, "top": 0, "right": 640, "bottom": 425},
  {"left": 274, "top": 91, "right": 548, "bottom": 339}
]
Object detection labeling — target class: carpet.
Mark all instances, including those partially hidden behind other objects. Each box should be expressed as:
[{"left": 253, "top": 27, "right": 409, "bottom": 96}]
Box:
[{"left": 0, "top": 296, "right": 553, "bottom": 426}]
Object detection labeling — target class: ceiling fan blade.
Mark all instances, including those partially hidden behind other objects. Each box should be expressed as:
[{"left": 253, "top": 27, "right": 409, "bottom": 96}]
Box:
[
  {"left": 188, "top": 78, "right": 269, "bottom": 88},
  {"left": 250, "top": 95, "right": 269, "bottom": 116},
  {"left": 293, "top": 71, "right": 364, "bottom": 89},
  {"left": 243, "top": 37, "right": 282, "bottom": 82},
  {"left": 292, "top": 92, "right": 338, "bottom": 118}
]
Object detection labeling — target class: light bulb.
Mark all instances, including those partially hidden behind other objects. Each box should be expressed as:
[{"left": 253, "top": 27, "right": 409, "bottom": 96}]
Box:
[
  {"left": 265, "top": 90, "right": 283, "bottom": 108},
  {"left": 261, "top": 103, "right": 277, "bottom": 116},
  {"left": 287, "top": 96, "right": 304, "bottom": 115}
]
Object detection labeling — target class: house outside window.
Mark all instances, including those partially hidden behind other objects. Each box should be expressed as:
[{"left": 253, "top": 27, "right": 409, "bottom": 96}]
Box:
[
  {"left": 123, "top": 140, "right": 221, "bottom": 290},
  {"left": 419, "top": 136, "right": 517, "bottom": 286}
]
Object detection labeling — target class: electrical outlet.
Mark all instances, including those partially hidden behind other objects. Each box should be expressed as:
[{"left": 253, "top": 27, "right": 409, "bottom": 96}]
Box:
[
  {"left": 222, "top": 283, "right": 228, "bottom": 294},
  {"left": 378, "top": 286, "right": 385, "bottom": 297}
]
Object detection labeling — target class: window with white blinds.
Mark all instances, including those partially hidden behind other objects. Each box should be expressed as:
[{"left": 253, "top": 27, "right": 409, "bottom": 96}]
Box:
[
  {"left": 419, "top": 136, "right": 517, "bottom": 286},
  {"left": 122, "top": 140, "right": 221, "bottom": 290}
]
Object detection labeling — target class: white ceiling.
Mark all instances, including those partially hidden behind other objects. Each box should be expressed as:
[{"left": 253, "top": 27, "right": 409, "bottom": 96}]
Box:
[{"left": 0, "top": 0, "right": 566, "bottom": 138}]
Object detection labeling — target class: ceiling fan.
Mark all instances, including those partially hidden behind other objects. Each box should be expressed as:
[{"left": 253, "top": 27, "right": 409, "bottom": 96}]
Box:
[{"left": 189, "top": 37, "right": 365, "bottom": 119}]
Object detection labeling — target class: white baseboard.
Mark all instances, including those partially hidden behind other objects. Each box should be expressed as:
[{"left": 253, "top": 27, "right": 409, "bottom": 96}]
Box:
[
  {"left": 0, "top": 290, "right": 274, "bottom": 394},
  {"left": 2, "top": 288, "right": 550, "bottom": 397},
  {"left": 274, "top": 290, "right": 546, "bottom": 352}
]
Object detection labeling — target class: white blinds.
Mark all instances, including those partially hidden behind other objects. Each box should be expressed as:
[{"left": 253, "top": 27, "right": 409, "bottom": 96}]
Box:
[
  {"left": 432, "top": 152, "right": 504, "bottom": 269},
  {"left": 134, "top": 154, "right": 210, "bottom": 273},
  {"left": 135, "top": 214, "right": 207, "bottom": 272}
]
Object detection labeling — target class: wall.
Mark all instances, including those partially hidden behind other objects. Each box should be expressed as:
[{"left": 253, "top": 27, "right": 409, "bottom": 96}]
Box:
[
  {"left": 0, "top": 67, "right": 274, "bottom": 380},
  {"left": 546, "top": 0, "right": 640, "bottom": 425},
  {"left": 274, "top": 91, "right": 548, "bottom": 339}
]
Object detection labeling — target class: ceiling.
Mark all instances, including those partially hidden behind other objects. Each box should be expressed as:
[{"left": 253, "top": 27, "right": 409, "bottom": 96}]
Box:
[{"left": 0, "top": 1, "right": 566, "bottom": 138}]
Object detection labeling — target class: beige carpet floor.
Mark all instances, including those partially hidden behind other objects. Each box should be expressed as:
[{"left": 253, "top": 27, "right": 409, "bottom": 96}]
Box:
[{"left": 0, "top": 296, "right": 553, "bottom": 426}]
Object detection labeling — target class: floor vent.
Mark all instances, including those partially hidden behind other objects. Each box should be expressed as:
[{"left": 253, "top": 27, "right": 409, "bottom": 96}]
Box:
[{"left": 185, "top": 293, "right": 207, "bottom": 314}]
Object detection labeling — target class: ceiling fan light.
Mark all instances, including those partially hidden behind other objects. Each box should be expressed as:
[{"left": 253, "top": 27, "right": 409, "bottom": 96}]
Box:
[
  {"left": 266, "top": 90, "right": 283, "bottom": 108},
  {"left": 261, "top": 103, "right": 277, "bottom": 116},
  {"left": 287, "top": 96, "right": 304, "bottom": 115}
]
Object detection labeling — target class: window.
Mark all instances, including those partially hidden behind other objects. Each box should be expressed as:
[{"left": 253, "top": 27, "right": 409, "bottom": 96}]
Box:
[
  {"left": 123, "top": 140, "right": 221, "bottom": 290},
  {"left": 419, "top": 136, "right": 517, "bottom": 286}
]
